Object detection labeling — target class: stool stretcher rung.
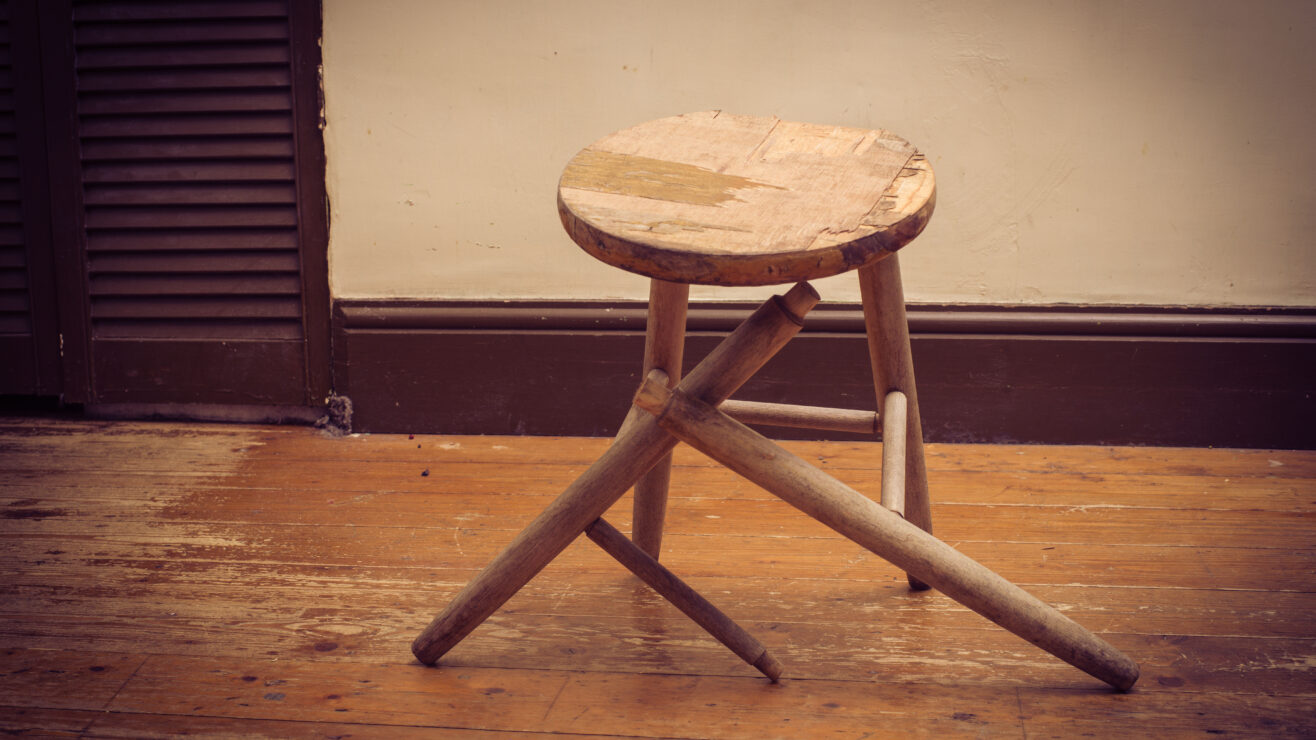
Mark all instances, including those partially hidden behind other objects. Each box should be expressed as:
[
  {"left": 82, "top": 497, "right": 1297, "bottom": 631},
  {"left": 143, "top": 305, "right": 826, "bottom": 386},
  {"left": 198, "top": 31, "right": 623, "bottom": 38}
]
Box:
[
  {"left": 585, "top": 518, "right": 782, "bottom": 681},
  {"left": 880, "top": 391, "right": 908, "bottom": 517},
  {"left": 633, "top": 373, "right": 1140, "bottom": 691},
  {"left": 720, "top": 399, "right": 879, "bottom": 434}
]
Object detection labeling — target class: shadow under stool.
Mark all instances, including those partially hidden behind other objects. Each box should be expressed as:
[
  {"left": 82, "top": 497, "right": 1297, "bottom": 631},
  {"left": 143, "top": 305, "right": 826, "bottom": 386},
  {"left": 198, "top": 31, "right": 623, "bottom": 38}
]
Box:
[{"left": 410, "top": 111, "right": 1139, "bottom": 691}]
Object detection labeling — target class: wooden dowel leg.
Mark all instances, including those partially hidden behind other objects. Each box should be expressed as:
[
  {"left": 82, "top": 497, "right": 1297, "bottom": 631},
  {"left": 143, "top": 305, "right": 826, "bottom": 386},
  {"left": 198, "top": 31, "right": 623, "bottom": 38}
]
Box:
[
  {"left": 586, "top": 518, "right": 782, "bottom": 681},
  {"left": 633, "top": 379, "right": 1140, "bottom": 691},
  {"left": 411, "top": 283, "right": 820, "bottom": 666},
  {"left": 880, "top": 391, "right": 907, "bottom": 517},
  {"left": 632, "top": 279, "right": 689, "bottom": 559},
  {"left": 859, "top": 255, "right": 932, "bottom": 590},
  {"left": 412, "top": 418, "right": 674, "bottom": 665}
]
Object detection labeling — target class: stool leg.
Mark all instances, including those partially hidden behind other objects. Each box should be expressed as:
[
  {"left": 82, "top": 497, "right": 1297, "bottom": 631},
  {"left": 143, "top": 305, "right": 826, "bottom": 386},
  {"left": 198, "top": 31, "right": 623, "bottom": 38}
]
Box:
[
  {"left": 632, "top": 279, "right": 689, "bottom": 559},
  {"left": 880, "top": 390, "right": 908, "bottom": 517},
  {"left": 586, "top": 517, "right": 782, "bottom": 681},
  {"left": 859, "top": 254, "right": 933, "bottom": 591},
  {"left": 412, "top": 284, "right": 819, "bottom": 666},
  {"left": 633, "top": 378, "right": 1140, "bottom": 691}
]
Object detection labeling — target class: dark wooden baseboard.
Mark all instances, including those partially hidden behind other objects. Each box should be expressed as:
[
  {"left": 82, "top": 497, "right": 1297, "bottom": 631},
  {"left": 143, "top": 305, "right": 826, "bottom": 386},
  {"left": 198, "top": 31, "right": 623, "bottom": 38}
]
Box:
[{"left": 332, "top": 299, "right": 1316, "bottom": 449}]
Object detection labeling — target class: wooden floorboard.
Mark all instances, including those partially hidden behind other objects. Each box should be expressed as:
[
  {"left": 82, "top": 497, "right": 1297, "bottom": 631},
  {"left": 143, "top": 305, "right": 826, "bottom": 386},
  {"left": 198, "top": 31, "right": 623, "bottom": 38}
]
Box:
[{"left": 1, "top": 417, "right": 1313, "bottom": 738}]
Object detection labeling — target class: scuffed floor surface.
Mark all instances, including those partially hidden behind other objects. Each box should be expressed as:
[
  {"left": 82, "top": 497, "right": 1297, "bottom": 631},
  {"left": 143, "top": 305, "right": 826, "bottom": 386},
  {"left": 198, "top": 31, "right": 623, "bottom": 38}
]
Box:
[{"left": 1, "top": 417, "right": 1313, "bottom": 738}]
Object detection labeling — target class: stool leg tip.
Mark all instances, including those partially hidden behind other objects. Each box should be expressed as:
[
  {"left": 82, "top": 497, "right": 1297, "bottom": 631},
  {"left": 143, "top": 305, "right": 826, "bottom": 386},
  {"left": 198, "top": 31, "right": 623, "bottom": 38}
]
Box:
[
  {"left": 411, "top": 634, "right": 444, "bottom": 666},
  {"left": 1109, "top": 662, "right": 1140, "bottom": 692},
  {"left": 753, "top": 650, "right": 784, "bottom": 683}
]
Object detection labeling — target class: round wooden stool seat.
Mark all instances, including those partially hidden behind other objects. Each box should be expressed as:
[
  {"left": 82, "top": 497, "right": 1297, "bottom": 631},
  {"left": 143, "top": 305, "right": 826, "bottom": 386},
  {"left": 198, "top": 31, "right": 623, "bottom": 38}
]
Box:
[{"left": 558, "top": 111, "right": 936, "bottom": 286}]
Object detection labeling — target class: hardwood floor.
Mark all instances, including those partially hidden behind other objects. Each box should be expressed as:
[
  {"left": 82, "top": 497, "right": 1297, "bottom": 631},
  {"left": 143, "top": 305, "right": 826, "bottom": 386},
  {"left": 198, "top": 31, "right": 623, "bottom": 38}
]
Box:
[{"left": 1, "top": 417, "right": 1312, "bottom": 738}]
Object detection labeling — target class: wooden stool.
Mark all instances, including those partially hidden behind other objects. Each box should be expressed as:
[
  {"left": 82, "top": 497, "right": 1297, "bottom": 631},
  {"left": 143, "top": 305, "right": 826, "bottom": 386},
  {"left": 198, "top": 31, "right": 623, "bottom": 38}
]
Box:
[{"left": 412, "top": 111, "right": 1139, "bottom": 690}]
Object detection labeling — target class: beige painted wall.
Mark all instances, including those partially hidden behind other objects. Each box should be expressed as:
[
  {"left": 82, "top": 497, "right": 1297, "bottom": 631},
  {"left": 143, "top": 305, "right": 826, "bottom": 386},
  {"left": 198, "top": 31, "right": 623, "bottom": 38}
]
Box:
[{"left": 322, "top": 0, "right": 1316, "bottom": 306}]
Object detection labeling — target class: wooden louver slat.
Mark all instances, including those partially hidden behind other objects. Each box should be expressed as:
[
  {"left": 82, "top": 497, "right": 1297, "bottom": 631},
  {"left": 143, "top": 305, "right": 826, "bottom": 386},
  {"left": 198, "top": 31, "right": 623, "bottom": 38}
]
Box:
[
  {"left": 74, "top": 19, "right": 290, "bottom": 46},
  {"left": 0, "top": 223, "right": 22, "bottom": 246},
  {"left": 90, "top": 295, "right": 302, "bottom": 319},
  {"left": 75, "top": 0, "right": 304, "bottom": 341},
  {"left": 84, "top": 205, "right": 298, "bottom": 229},
  {"left": 78, "top": 89, "right": 293, "bottom": 115},
  {"left": 83, "top": 160, "right": 296, "bottom": 182},
  {"left": 80, "top": 135, "right": 295, "bottom": 160},
  {"left": 77, "top": 65, "right": 293, "bottom": 92},
  {"left": 73, "top": 1, "right": 289, "bottom": 24},
  {"left": 86, "top": 228, "right": 297, "bottom": 252},
  {"left": 80, "top": 112, "right": 293, "bottom": 138},
  {"left": 75, "top": 43, "right": 291, "bottom": 70},
  {"left": 83, "top": 183, "right": 297, "bottom": 206},
  {"left": 89, "top": 272, "right": 301, "bottom": 296},
  {"left": 88, "top": 250, "right": 299, "bottom": 273}
]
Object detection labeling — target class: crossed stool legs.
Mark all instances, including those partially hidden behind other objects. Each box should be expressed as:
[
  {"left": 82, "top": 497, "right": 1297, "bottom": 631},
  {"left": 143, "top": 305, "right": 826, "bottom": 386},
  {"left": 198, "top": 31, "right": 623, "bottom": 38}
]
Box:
[
  {"left": 632, "top": 256, "right": 934, "bottom": 590},
  {"left": 411, "top": 273, "right": 1140, "bottom": 691}
]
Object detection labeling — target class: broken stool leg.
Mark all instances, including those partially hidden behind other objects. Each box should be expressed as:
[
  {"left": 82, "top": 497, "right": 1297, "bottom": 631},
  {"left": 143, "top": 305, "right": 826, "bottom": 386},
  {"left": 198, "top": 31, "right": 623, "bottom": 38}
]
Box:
[
  {"left": 411, "top": 283, "right": 821, "bottom": 666},
  {"left": 633, "top": 376, "right": 1140, "bottom": 691},
  {"left": 880, "top": 390, "right": 908, "bottom": 518},
  {"left": 586, "top": 518, "right": 782, "bottom": 681}
]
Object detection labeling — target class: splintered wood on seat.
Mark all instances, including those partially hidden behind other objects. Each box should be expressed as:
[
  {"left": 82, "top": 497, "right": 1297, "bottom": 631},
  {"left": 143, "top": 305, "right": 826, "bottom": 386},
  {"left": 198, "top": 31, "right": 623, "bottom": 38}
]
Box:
[{"left": 557, "top": 111, "right": 935, "bottom": 286}]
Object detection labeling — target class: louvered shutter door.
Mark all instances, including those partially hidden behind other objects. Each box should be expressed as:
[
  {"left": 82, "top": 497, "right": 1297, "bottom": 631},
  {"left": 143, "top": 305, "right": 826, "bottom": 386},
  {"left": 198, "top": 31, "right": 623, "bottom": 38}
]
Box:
[
  {"left": 0, "top": 2, "right": 31, "bottom": 388},
  {"left": 71, "top": 0, "right": 321, "bottom": 405},
  {"left": 0, "top": 0, "right": 60, "bottom": 394}
]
